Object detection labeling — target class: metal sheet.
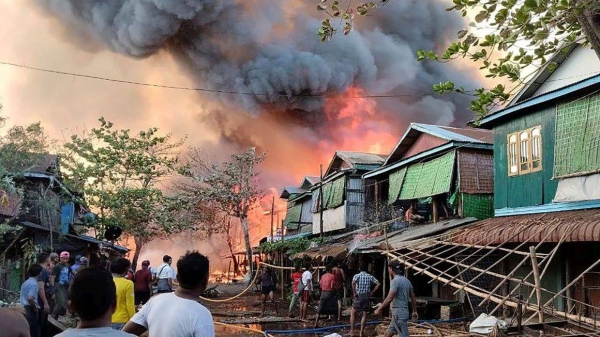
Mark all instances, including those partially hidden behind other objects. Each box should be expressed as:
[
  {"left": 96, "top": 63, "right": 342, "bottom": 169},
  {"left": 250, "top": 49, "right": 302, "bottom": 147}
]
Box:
[{"left": 451, "top": 209, "right": 600, "bottom": 245}]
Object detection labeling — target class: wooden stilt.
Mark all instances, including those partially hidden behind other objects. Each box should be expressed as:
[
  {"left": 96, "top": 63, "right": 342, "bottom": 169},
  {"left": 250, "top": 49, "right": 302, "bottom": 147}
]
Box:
[
  {"left": 529, "top": 246, "right": 544, "bottom": 323},
  {"left": 566, "top": 257, "right": 574, "bottom": 314},
  {"left": 432, "top": 197, "right": 439, "bottom": 223}
]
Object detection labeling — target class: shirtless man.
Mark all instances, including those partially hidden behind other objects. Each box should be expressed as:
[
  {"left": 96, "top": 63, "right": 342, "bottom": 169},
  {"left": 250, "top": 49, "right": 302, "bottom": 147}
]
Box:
[{"left": 0, "top": 307, "right": 31, "bottom": 337}]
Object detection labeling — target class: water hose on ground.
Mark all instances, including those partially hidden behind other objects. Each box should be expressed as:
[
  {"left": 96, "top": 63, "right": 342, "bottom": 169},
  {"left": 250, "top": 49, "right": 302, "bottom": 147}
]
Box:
[
  {"left": 214, "top": 321, "right": 274, "bottom": 337},
  {"left": 199, "top": 263, "right": 262, "bottom": 302},
  {"left": 262, "top": 318, "right": 466, "bottom": 336}
]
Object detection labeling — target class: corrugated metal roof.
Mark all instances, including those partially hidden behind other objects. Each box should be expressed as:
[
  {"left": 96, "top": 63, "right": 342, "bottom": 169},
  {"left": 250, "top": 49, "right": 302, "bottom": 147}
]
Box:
[
  {"left": 336, "top": 151, "right": 386, "bottom": 165},
  {"left": 384, "top": 124, "right": 492, "bottom": 166},
  {"left": 280, "top": 187, "right": 307, "bottom": 198},
  {"left": 354, "top": 217, "right": 477, "bottom": 252},
  {"left": 292, "top": 244, "right": 347, "bottom": 260},
  {"left": 304, "top": 176, "right": 320, "bottom": 185},
  {"left": 451, "top": 209, "right": 600, "bottom": 245}
]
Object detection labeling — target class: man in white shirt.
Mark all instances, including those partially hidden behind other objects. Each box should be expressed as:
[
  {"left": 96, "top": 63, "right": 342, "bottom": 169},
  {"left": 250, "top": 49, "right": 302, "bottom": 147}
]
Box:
[
  {"left": 300, "top": 263, "right": 313, "bottom": 321},
  {"left": 123, "top": 251, "right": 214, "bottom": 337},
  {"left": 155, "top": 255, "right": 175, "bottom": 293}
]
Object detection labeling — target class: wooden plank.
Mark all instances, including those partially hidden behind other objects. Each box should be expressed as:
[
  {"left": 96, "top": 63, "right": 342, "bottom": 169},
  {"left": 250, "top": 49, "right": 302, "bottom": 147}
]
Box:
[{"left": 530, "top": 246, "right": 544, "bottom": 323}]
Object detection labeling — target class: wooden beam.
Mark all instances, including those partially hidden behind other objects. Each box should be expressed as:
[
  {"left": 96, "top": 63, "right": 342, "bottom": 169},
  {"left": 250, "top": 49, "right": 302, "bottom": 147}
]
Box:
[
  {"left": 530, "top": 246, "right": 544, "bottom": 323},
  {"left": 434, "top": 241, "right": 547, "bottom": 258}
]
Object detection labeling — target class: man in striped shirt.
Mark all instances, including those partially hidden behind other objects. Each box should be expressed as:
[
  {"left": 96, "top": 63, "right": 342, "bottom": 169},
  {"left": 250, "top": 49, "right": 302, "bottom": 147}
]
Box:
[{"left": 350, "top": 262, "right": 380, "bottom": 337}]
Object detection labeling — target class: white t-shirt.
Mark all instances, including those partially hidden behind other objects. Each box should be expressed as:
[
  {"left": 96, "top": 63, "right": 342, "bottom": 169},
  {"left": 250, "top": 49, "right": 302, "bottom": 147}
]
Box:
[
  {"left": 131, "top": 293, "right": 214, "bottom": 337},
  {"left": 55, "top": 327, "right": 134, "bottom": 337},
  {"left": 302, "top": 270, "right": 313, "bottom": 291},
  {"left": 156, "top": 263, "right": 175, "bottom": 279}
]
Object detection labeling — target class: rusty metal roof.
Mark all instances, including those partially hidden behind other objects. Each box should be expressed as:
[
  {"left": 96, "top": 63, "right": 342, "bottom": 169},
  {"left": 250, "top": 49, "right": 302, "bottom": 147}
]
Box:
[
  {"left": 292, "top": 244, "right": 347, "bottom": 261},
  {"left": 450, "top": 209, "right": 600, "bottom": 245}
]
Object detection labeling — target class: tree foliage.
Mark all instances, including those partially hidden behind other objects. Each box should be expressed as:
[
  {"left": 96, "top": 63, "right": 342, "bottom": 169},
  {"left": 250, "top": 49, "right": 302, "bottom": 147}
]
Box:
[
  {"left": 179, "top": 147, "right": 266, "bottom": 275},
  {"left": 317, "top": 0, "right": 600, "bottom": 117},
  {"left": 61, "top": 118, "right": 189, "bottom": 269}
]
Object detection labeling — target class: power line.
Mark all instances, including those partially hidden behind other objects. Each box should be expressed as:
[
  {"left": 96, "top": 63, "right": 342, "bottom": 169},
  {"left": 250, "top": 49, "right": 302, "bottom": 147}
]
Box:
[{"left": 0, "top": 60, "right": 429, "bottom": 99}]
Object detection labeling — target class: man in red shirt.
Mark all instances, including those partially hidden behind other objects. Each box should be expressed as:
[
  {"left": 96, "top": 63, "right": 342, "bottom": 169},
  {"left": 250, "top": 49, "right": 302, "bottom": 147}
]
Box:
[
  {"left": 288, "top": 266, "right": 303, "bottom": 318},
  {"left": 332, "top": 261, "right": 346, "bottom": 321},
  {"left": 314, "top": 264, "right": 337, "bottom": 327},
  {"left": 134, "top": 260, "right": 154, "bottom": 306}
]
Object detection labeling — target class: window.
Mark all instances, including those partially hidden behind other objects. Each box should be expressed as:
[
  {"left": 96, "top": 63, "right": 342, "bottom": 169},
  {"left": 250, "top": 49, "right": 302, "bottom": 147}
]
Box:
[{"left": 507, "top": 126, "right": 542, "bottom": 176}]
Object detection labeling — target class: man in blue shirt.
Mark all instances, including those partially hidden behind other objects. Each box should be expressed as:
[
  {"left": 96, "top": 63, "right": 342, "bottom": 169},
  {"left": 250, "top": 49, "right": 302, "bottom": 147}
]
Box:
[
  {"left": 374, "top": 260, "right": 418, "bottom": 337},
  {"left": 21, "top": 264, "right": 44, "bottom": 337}
]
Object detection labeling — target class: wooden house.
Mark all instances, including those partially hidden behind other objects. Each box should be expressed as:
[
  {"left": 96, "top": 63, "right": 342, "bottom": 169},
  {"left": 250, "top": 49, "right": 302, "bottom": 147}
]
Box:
[
  {"left": 0, "top": 154, "right": 127, "bottom": 296},
  {"left": 311, "top": 151, "right": 386, "bottom": 235},
  {"left": 363, "top": 123, "right": 495, "bottom": 224},
  {"left": 280, "top": 176, "right": 319, "bottom": 237},
  {"left": 446, "top": 43, "right": 600, "bottom": 320}
]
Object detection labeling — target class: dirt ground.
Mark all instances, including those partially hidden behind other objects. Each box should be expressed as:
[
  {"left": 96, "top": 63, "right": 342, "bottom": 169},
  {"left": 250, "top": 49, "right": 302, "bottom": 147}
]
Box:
[{"left": 204, "top": 282, "right": 380, "bottom": 336}]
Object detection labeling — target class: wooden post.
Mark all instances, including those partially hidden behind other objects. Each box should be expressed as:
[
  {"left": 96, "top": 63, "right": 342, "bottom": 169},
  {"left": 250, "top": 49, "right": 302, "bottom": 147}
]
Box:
[
  {"left": 566, "top": 257, "right": 574, "bottom": 314},
  {"left": 319, "top": 165, "right": 324, "bottom": 238},
  {"left": 529, "top": 246, "right": 544, "bottom": 323},
  {"left": 432, "top": 197, "right": 439, "bottom": 223},
  {"left": 270, "top": 196, "right": 274, "bottom": 244},
  {"left": 280, "top": 216, "right": 285, "bottom": 301}
]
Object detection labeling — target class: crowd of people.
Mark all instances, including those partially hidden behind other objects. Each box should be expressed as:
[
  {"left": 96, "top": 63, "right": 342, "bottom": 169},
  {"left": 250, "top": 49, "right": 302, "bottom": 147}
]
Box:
[
  {"left": 7, "top": 251, "right": 418, "bottom": 337},
  {"left": 11, "top": 251, "right": 213, "bottom": 337}
]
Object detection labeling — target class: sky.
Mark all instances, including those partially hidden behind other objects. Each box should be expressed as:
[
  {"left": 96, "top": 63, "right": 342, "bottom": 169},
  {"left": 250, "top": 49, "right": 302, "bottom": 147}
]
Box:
[{"left": 0, "top": 0, "right": 495, "bottom": 258}]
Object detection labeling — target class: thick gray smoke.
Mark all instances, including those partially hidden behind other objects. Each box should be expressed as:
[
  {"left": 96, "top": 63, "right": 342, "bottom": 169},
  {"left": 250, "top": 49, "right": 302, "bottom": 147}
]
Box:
[{"left": 38, "top": 0, "right": 480, "bottom": 128}]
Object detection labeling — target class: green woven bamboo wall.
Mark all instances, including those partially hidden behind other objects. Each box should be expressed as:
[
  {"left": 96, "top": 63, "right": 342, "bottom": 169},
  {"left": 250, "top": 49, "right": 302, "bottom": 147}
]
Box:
[
  {"left": 283, "top": 203, "right": 302, "bottom": 229},
  {"left": 554, "top": 93, "right": 600, "bottom": 177},
  {"left": 399, "top": 151, "right": 456, "bottom": 200},
  {"left": 461, "top": 193, "right": 494, "bottom": 220},
  {"left": 388, "top": 167, "right": 407, "bottom": 204}
]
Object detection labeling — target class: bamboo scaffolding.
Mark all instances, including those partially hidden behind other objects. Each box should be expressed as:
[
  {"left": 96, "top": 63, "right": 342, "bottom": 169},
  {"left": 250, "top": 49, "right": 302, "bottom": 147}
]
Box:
[
  {"left": 414, "top": 223, "right": 494, "bottom": 276},
  {"left": 443, "top": 223, "right": 548, "bottom": 286},
  {"left": 386, "top": 251, "right": 600, "bottom": 328},
  {"left": 451, "top": 229, "right": 553, "bottom": 296},
  {"left": 435, "top": 241, "right": 548, "bottom": 258},
  {"left": 523, "top": 258, "right": 600, "bottom": 325},
  {"left": 486, "top": 228, "right": 568, "bottom": 316},
  {"left": 420, "top": 224, "right": 503, "bottom": 279},
  {"left": 479, "top": 223, "right": 563, "bottom": 305}
]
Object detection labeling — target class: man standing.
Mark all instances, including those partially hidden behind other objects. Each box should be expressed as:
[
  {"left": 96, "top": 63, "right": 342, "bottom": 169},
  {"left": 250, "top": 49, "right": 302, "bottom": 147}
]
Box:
[
  {"left": 71, "top": 256, "right": 82, "bottom": 274},
  {"left": 123, "top": 251, "right": 214, "bottom": 337},
  {"left": 134, "top": 260, "right": 153, "bottom": 306},
  {"left": 256, "top": 266, "right": 277, "bottom": 317},
  {"left": 155, "top": 255, "right": 175, "bottom": 293},
  {"left": 51, "top": 251, "right": 73, "bottom": 319},
  {"left": 288, "top": 266, "right": 303, "bottom": 318},
  {"left": 300, "top": 263, "right": 313, "bottom": 321},
  {"left": 21, "top": 264, "right": 43, "bottom": 337},
  {"left": 111, "top": 258, "right": 135, "bottom": 330},
  {"left": 37, "top": 253, "right": 52, "bottom": 337},
  {"left": 374, "top": 260, "right": 418, "bottom": 337},
  {"left": 332, "top": 261, "right": 346, "bottom": 322},
  {"left": 54, "top": 266, "right": 134, "bottom": 337},
  {"left": 349, "top": 262, "right": 380, "bottom": 337},
  {"left": 314, "top": 264, "right": 337, "bottom": 327}
]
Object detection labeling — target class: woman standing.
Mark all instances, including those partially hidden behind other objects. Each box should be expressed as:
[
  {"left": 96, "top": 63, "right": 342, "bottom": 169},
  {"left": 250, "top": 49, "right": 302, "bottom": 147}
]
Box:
[{"left": 256, "top": 266, "right": 278, "bottom": 317}]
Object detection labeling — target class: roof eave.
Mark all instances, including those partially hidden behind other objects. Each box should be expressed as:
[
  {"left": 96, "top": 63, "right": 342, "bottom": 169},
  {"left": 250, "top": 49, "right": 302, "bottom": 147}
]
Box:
[
  {"left": 363, "top": 141, "right": 493, "bottom": 179},
  {"left": 479, "top": 73, "right": 600, "bottom": 128}
]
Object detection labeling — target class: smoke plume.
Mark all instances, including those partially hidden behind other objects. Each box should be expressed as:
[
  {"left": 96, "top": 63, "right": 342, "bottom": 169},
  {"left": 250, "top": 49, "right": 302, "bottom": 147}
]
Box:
[
  {"left": 32, "top": 0, "right": 483, "bottom": 251},
  {"left": 38, "top": 0, "right": 478, "bottom": 124}
]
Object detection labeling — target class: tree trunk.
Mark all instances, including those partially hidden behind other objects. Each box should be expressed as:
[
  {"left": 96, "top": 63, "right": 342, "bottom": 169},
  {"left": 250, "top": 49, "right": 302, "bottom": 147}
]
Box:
[
  {"left": 241, "top": 215, "right": 253, "bottom": 277},
  {"left": 575, "top": 0, "right": 600, "bottom": 60},
  {"left": 226, "top": 236, "right": 240, "bottom": 275},
  {"left": 131, "top": 237, "right": 143, "bottom": 271}
]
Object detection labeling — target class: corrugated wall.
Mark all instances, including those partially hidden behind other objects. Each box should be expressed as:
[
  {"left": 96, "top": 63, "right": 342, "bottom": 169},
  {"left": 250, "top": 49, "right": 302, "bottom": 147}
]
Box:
[
  {"left": 346, "top": 177, "right": 364, "bottom": 226},
  {"left": 300, "top": 198, "right": 313, "bottom": 224}
]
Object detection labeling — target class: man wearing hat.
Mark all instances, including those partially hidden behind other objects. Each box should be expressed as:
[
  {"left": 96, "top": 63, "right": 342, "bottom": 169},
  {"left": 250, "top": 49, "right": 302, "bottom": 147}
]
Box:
[
  {"left": 374, "top": 260, "right": 418, "bottom": 337},
  {"left": 51, "top": 252, "right": 74, "bottom": 319}
]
